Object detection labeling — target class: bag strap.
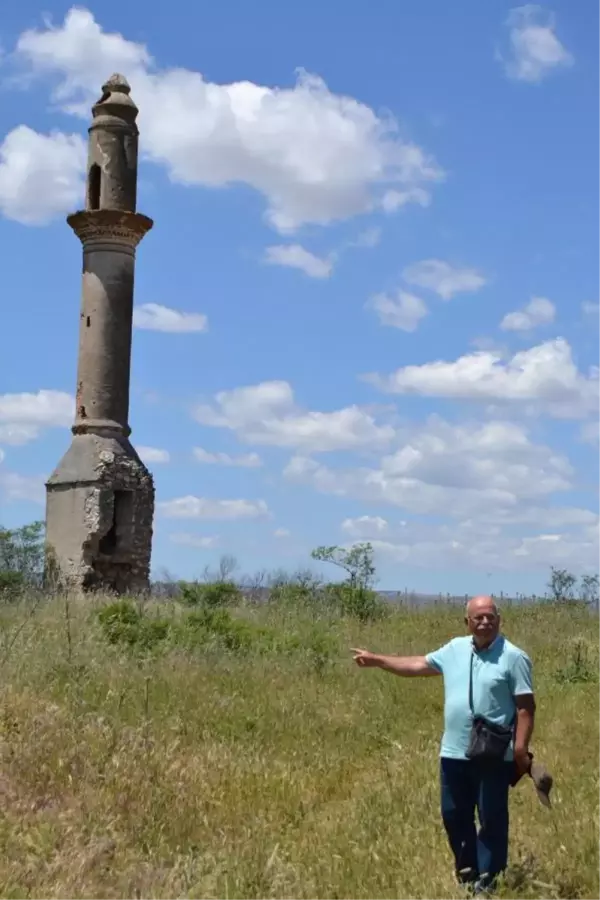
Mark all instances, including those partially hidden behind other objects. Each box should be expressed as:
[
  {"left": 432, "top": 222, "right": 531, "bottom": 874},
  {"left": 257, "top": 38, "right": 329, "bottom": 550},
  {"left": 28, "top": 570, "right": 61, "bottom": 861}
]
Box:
[{"left": 468, "top": 648, "right": 475, "bottom": 717}]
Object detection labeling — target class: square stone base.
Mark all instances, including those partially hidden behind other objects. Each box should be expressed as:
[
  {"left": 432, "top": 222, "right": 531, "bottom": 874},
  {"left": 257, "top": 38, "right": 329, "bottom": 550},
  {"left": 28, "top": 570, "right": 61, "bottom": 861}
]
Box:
[{"left": 45, "top": 433, "right": 154, "bottom": 594}]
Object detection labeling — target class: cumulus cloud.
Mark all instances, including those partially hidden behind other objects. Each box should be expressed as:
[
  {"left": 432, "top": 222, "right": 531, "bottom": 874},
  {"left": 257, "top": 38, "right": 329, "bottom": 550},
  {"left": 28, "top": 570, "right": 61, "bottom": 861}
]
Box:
[
  {"left": 500, "top": 296, "right": 555, "bottom": 332},
  {"left": 193, "top": 380, "right": 395, "bottom": 453},
  {"left": 342, "top": 515, "right": 389, "bottom": 537},
  {"left": 264, "top": 244, "right": 334, "bottom": 279},
  {"left": 284, "top": 416, "right": 577, "bottom": 525},
  {"left": 8, "top": 7, "right": 443, "bottom": 231},
  {"left": 0, "top": 424, "right": 41, "bottom": 445},
  {"left": 274, "top": 528, "right": 291, "bottom": 538},
  {"left": 381, "top": 187, "right": 431, "bottom": 212},
  {"left": 501, "top": 5, "right": 573, "bottom": 84},
  {"left": 133, "top": 303, "right": 208, "bottom": 333},
  {"left": 0, "top": 389, "right": 74, "bottom": 442},
  {"left": 169, "top": 533, "right": 219, "bottom": 548},
  {"left": 402, "top": 259, "right": 486, "bottom": 300},
  {"left": 366, "top": 338, "right": 598, "bottom": 419},
  {"left": 369, "top": 515, "right": 598, "bottom": 573},
  {"left": 193, "top": 447, "right": 262, "bottom": 467},
  {"left": 158, "top": 496, "right": 270, "bottom": 520},
  {"left": 137, "top": 446, "right": 170, "bottom": 463},
  {"left": 0, "top": 126, "right": 85, "bottom": 225},
  {"left": 580, "top": 421, "right": 599, "bottom": 445},
  {"left": 367, "top": 290, "right": 428, "bottom": 332},
  {"left": 582, "top": 301, "right": 599, "bottom": 316},
  {"left": 0, "top": 471, "right": 46, "bottom": 504},
  {"left": 352, "top": 227, "right": 381, "bottom": 249}
]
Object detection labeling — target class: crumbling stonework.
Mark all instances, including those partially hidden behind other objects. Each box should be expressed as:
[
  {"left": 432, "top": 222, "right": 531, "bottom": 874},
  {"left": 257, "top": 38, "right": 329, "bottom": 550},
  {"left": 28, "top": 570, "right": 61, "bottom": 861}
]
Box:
[
  {"left": 45, "top": 74, "right": 154, "bottom": 595},
  {"left": 46, "top": 434, "right": 154, "bottom": 593}
]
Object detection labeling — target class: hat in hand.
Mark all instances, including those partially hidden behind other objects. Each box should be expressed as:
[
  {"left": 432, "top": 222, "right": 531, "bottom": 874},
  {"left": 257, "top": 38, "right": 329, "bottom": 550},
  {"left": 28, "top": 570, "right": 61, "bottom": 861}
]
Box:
[{"left": 530, "top": 759, "right": 553, "bottom": 808}]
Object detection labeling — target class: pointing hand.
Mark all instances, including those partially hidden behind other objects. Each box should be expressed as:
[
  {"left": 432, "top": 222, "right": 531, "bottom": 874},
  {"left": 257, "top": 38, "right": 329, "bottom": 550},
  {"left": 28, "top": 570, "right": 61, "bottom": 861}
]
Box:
[{"left": 351, "top": 648, "right": 379, "bottom": 668}]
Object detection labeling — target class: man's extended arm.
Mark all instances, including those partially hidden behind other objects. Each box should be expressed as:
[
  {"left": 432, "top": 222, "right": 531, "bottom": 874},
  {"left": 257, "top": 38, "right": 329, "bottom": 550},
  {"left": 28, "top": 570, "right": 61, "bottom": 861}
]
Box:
[{"left": 351, "top": 649, "right": 440, "bottom": 676}]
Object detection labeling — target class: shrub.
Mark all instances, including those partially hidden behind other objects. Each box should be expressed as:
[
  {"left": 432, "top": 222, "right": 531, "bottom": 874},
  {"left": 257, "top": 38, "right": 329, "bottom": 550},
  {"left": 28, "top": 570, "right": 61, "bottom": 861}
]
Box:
[
  {"left": 180, "top": 607, "right": 255, "bottom": 653},
  {"left": 324, "top": 582, "right": 387, "bottom": 622},
  {"left": 0, "top": 570, "right": 26, "bottom": 602},
  {"left": 179, "top": 580, "right": 242, "bottom": 608},
  {"left": 554, "top": 637, "right": 599, "bottom": 684},
  {"left": 97, "top": 600, "right": 170, "bottom": 651}
]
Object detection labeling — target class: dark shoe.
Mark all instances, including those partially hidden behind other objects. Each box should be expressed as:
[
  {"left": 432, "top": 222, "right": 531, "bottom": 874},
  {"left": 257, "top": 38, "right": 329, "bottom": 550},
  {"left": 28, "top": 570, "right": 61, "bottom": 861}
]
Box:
[{"left": 457, "top": 866, "right": 479, "bottom": 886}]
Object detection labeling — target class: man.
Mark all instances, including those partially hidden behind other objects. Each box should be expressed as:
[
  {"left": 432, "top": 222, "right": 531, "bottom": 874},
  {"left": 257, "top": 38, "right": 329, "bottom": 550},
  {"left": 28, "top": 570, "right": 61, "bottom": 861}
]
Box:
[{"left": 352, "top": 595, "right": 536, "bottom": 895}]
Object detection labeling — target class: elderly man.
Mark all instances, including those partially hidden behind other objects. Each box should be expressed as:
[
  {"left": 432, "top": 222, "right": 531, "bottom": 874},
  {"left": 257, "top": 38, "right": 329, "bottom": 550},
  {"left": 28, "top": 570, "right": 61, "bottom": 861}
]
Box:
[{"left": 352, "top": 595, "right": 535, "bottom": 895}]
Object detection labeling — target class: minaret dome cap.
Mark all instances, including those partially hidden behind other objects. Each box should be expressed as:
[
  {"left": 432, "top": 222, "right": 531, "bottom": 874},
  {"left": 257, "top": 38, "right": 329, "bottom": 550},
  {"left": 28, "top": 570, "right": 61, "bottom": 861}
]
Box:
[{"left": 92, "top": 73, "right": 139, "bottom": 122}]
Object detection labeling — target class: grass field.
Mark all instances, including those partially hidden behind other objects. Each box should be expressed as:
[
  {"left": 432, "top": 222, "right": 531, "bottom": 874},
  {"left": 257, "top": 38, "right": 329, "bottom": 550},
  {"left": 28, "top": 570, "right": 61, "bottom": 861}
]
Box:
[{"left": 0, "top": 593, "right": 597, "bottom": 899}]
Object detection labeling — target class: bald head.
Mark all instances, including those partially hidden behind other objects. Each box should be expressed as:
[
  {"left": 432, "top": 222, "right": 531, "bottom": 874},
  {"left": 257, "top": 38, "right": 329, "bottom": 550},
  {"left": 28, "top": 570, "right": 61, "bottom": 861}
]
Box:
[
  {"left": 466, "top": 595, "right": 498, "bottom": 618},
  {"left": 465, "top": 594, "right": 500, "bottom": 648}
]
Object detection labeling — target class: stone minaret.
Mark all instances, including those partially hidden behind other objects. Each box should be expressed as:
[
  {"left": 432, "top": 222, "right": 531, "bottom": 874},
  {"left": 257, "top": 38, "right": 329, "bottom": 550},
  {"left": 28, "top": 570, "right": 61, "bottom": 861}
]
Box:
[{"left": 45, "top": 74, "right": 154, "bottom": 594}]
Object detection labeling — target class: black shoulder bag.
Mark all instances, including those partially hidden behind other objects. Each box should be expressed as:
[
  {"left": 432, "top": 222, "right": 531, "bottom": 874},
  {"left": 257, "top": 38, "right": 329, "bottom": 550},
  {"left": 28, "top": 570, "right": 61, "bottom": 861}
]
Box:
[{"left": 466, "top": 651, "right": 514, "bottom": 761}]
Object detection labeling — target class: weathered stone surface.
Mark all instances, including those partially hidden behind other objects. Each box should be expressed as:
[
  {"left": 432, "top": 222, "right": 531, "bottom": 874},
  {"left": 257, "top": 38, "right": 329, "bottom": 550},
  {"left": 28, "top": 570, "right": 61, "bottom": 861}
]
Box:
[
  {"left": 46, "top": 434, "right": 154, "bottom": 593},
  {"left": 86, "top": 72, "right": 139, "bottom": 213},
  {"left": 45, "top": 75, "right": 154, "bottom": 595}
]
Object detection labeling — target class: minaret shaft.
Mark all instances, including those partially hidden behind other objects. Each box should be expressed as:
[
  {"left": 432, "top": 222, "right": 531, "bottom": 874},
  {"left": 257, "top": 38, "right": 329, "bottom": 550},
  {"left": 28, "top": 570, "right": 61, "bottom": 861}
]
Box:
[
  {"left": 75, "top": 242, "right": 135, "bottom": 432},
  {"left": 45, "top": 75, "right": 155, "bottom": 595}
]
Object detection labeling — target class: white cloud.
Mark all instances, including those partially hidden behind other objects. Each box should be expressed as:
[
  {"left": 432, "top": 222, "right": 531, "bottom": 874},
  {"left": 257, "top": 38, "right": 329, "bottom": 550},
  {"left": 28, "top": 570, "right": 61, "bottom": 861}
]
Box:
[
  {"left": 368, "top": 290, "right": 428, "bottom": 332},
  {"left": 381, "top": 187, "right": 430, "bottom": 212},
  {"left": 170, "top": 533, "right": 219, "bottom": 548},
  {"left": 0, "top": 389, "right": 74, "bottom": 443},
  {"left": 501, "top": 5, "right": 573, "bottom": 84},
  {"left": 367, "top": 338, "right": 598, "bottom": 419},
  {"left": 582, "top": 301, "right": 599, "bottom": 316},
  {"left": 0, "top": 126, "right": 85, "bottom": 225},
  {"left": 500, "top": 296, "right": 555, "bottom": 332},
  {"left": 0, "top": 471, "right": 46, "bottom": 504},
  {"left": 0, "top": 424, "right": 41, "bottom": 445},
  {"left": 158, "top": 496, "right": 270, "bottom": 520},
  {"left": 193, "top": 447, "right": 262, "bottom": 467},
  {"left": 274, "top": 528, "right": 291, "bottom": 538},
  {"left": 353, "top": 227, "right": 381, "bottom": 249},
  {"left": 264, "top": 244, "right": 334, "bottom": 279},
  {"left": 369, "top": 515, "right": 598, "bottom": 573},
  {"left": 580, "top": 421, "right": 599, "bottom": 445},
  {"left": 10, "top": 7, "right": 443, "bottom": 231},
  {"left": 0, "top": 389, "right": 73, "bottom": 426},
  {"left": 284, "top": 416, "right": 577, "bottom": 525},
  {"left": 133, "top": 303, "right": 208, "bottom": 333},
  {"left": 402, "top": 259, "right": 486, "bottom": 300},
  {"left": 137, "top": 446, "right": 170, "bottom": 464},
  {"left": 193, "top": 380, "right": 395, "bottom": 452},
  {"left": 342, "top": 515, "right": 389, "bottom": 537}
]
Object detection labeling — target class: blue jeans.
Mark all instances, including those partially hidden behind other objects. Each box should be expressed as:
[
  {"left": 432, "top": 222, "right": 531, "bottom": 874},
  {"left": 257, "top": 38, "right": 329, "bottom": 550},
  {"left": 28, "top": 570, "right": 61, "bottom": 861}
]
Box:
[{"left": 440, "top": 758, "right": 513, "bottom": 887}]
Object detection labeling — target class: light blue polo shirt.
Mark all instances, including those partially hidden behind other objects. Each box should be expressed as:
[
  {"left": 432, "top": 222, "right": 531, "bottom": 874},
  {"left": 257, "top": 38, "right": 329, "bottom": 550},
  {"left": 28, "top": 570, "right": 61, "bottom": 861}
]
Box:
[{"left": 425, "top": 634, "right": 534, "bottom": 761}]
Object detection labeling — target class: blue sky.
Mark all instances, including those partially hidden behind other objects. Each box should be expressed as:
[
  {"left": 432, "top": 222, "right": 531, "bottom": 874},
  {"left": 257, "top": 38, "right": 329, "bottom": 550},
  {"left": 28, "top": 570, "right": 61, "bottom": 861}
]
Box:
[{"left": 0, "top": 1, "right": 598, "bottom": 593}]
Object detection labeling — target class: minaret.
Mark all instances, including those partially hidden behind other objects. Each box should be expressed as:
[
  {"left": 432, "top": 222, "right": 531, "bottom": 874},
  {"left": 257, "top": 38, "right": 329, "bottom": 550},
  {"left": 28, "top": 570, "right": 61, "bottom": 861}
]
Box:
[{"left": 45, "top": 74, "right": 154, "bottom": 594}]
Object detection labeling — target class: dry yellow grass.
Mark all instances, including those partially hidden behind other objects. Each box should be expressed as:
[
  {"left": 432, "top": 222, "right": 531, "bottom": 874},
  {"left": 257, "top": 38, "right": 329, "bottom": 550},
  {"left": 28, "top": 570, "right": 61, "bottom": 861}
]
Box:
[{"left": 0, "top": 594, "right": 597, "bottom": 899}]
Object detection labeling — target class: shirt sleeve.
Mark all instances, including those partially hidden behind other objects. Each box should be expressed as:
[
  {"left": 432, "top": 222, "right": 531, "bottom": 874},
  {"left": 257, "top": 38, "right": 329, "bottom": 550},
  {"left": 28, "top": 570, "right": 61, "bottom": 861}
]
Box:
[
  {"left": 425, "top": 640, "right": 453, "bottom": 674},
  {"left": 509, "top": 651, "right": 534, "bottom": 696}
]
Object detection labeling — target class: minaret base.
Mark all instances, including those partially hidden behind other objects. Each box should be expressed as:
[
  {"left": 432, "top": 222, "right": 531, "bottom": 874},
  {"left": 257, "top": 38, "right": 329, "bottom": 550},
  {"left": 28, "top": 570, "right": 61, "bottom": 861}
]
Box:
[{"left": 45, "top": 432, "right": 154, "bottom": 594}]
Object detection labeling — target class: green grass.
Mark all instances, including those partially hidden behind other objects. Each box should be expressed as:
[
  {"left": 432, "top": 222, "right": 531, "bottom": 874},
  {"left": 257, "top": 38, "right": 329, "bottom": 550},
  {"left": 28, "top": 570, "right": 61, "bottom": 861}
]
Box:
[{"left": 0, "top": 594, "right": 597, "bottom": 899}]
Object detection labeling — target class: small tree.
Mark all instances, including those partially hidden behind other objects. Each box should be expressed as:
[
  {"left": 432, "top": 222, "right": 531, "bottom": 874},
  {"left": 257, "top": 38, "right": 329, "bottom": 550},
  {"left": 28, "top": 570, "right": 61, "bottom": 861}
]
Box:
[
  {"left": 200, "top": 554, "right": 239, "bottom": 584},
  {"left": 311, "top": 543, "right": 376, "bottom": 589},
  {"left": 547, "top": 567, "right": 577, "bottom": 603},
  {"left": 0, "top": 521, "right": 45, "bottom": 585},
  {"left": 579, "top": 573, "right": 599, "bottom": 606},
  {"left": 311, "top": 543, "right": 384, "bottom": 621}
]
